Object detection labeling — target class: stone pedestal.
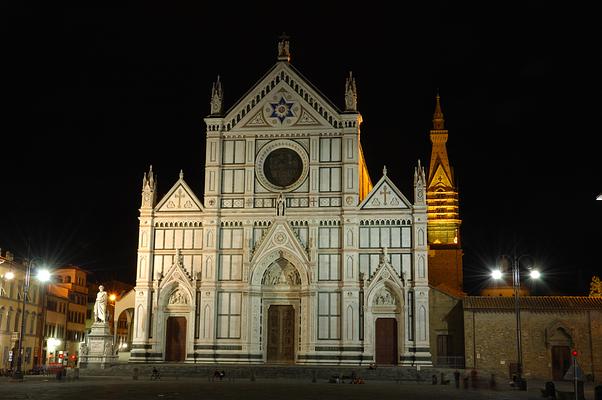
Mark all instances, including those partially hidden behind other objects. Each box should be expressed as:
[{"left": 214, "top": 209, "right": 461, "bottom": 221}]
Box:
[{"left": 79, "top": 322, "right": 117, "bottom": 369}]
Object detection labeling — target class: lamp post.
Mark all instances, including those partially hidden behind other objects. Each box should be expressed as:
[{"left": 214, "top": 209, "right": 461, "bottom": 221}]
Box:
[
  {"left": 491, "top": 254, "right": 540, "bottom": 391},
  {"left": 11, "top": 260, "right": 50, "bottom": 380}
]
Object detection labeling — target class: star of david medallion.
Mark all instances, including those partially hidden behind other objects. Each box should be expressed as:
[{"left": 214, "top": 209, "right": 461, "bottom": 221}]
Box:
[{"left": 270, "top": 96, "right": 295, "bottom": 123}]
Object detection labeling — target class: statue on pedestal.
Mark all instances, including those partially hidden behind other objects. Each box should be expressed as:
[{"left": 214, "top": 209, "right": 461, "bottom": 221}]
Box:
[{"left": 94, "top": 285, "right": 108, "bottom": 323}]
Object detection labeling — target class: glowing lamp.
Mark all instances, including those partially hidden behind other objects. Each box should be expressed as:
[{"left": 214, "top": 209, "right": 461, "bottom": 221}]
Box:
[
  {"left": 491, "top": 269, "right": 503, "bottom": 280},
  {"left": 37, "top": 269, "right": 51, "bottom": 282}
]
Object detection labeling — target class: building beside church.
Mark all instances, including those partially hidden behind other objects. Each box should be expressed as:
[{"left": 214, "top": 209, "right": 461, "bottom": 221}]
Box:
[{"left": 131, "top": 37, "right": 432, "bottom": 365}]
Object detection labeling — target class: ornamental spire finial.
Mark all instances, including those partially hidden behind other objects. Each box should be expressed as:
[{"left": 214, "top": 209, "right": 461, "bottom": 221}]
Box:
[
  {"left": 210, "top": 75, "right": 223, "bottom": 115},
  {"left": 433, "top": 91, "right": 445, "bottom": 130},
  {"left": 345, "top": 71, "right": 357, "bottom": 112}
]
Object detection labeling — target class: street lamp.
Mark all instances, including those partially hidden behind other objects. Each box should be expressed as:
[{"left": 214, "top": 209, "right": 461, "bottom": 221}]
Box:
[
  {"left": 9, "top": 259, "right": 51, "bottom": 380},
  {"left": 491, "top": 254, "right": 541, "bottom": 391}
]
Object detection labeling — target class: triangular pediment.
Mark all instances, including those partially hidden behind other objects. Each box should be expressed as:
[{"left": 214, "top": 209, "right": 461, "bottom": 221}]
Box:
[
  {"left": 161, "top": 250, "right": 194, "bottom": 285},
  {"left": 156, "top": 175, "right": 204, "bottom": 212},
  {"left": 429, "top": 163, "right": 453, "bottom": 188},
  {"left": 250, "top": 217, "right": 309, "bottom": 265},
  {"left": 359, "top": 174, "right": 411, "bottom": 210},
  {"left": 224, "top": 63, "right": 348, "bottom": 132},
  {"left": 366, "top": 255, "right": 405, "bottom": 290}
]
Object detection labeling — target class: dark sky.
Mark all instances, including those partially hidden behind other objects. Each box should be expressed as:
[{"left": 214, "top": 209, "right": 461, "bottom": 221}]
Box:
[{"left": 2, "top": 3, "right": 600, "bottom": 295}]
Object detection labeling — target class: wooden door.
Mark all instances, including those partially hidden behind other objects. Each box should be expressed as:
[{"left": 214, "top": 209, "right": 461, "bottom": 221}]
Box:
[
  {"left": 165, "top": 316, "right": 186, "bottom": 362},
  {"left": 267, "top": 306, "right": 295, "bottom": 363},
  {"left": 375, "top": 318, "right": 398, "bottom": 365},
  {"left": 552, "top": 346, "right": 571, "bottom": 381}
]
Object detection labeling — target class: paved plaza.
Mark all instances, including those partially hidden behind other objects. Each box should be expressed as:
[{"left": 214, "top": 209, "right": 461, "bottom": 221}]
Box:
[{"left": 0, "top": 375, "right": 597, "bottom": 400}]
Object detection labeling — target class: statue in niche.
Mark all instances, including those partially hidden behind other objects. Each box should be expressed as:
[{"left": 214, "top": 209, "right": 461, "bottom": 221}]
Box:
[
  {"left": 375, "top": 288, "right": 396, "bottom": 305},
  {"left": 276, "top": 193, "right": 285, "bottom": 216},
  {"left": 169, "top": 289, "right": 188, "bottom": 305}
]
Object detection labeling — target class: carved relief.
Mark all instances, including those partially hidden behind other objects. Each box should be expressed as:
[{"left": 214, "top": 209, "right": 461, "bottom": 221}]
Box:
[
  {"left": 374, "top": 288, "right": 396, "bottom": 305},
  {"left": 262, "top": 258, "right": 301, "bottom": 286},
  {"left": 169, "top": 289, "right": 189, "bottom": 305}
]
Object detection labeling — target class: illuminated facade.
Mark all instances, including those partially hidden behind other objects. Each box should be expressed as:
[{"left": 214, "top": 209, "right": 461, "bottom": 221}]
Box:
[
  {"left": 131, "top": 38, "right": 432, "bottom": 365},
  {"left": 426, "top": 95, "right": 463, "bottom": 293}
]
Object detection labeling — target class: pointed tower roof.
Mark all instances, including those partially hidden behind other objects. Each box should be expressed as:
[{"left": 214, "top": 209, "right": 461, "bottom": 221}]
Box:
[
  {"left": 432, "top": 92, "right": 445, "bottom": 130},
  {"left": 427, "top": 94, "right": 454, "bottom": 186}
]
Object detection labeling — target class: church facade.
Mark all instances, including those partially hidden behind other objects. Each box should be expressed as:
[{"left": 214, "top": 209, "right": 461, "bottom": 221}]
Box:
[{"left": 131, "top": 38, "right": 432, "bottom": 365}]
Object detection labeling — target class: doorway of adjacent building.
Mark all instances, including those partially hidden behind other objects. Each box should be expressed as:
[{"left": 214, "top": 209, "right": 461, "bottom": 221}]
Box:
[
  {"left": 165, "top": 316, "right": 186, "bottom": 362},
  {"left": 267, "top": 305, "right": 295, "bottom": 363},
  {"left": 375, "top": 318, "right": 398, "bottom": 365},
  {"left": 551, "top": 346, "right": 571, "bottom": 381}
]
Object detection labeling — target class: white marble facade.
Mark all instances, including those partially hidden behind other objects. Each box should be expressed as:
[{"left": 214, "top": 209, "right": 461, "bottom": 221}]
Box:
[{"left": 131, "top": 43, "right": 431, "bottom": 366}]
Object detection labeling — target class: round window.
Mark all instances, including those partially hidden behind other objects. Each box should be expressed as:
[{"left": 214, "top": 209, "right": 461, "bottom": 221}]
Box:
[
  {"left": 263, "top": 148, "right": 303, "bottom": 187},
  {"left": 255, "top": 140, "right": 309, "bottom": 192}
]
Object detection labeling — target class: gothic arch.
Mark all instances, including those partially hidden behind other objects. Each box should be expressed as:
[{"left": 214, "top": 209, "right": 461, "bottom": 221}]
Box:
[
  {"left": 135, "top": 304, "right": 145, "bottom": 338},
  {"left": 545, "top": 320, "right": 574, "bottom": 348},
  {"left": 366, "top": 280, "right": 404, "bottom": 311},
  {"left": 159, "top": 280, "right": 194, "bottom": 309}
]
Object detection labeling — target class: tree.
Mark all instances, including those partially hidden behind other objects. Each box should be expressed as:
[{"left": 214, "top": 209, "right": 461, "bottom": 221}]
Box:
[{"left": 590, "top": 275, "right": 602, "bottom": 297}]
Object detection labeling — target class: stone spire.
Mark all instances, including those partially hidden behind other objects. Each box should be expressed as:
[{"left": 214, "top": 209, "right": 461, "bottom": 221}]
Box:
[
  {"left": 141, "top": 165, "right": 157, "bottom": 208},
  {"left": 210, "top": 75, "right": 223, "bottom": 115},
  {"left": 277, "top": 32, "right": 290, "bottom": 62},
  {"left": 414, "top": 159, "right": 426, "bottom": 205},
  {"left": 345, "top": 71, "right": 357, "bottom": 112},
  {"left": 432, "top": 92, "right": 445, "bottom": 130}
]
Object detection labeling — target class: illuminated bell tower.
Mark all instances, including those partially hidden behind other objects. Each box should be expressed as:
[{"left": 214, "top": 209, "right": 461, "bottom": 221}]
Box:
[{"left": 426, "top": 94, "right": 463, "bottom": 293}]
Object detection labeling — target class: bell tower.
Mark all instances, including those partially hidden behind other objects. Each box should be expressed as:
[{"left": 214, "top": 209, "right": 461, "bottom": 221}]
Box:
[{"left": 426, "top": 94, "right": 463, "bottom": 293}]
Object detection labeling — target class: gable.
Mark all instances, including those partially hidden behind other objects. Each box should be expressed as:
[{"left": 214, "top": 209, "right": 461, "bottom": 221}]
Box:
[
  {"left": 250, "top": 218, "right": 309, "bottom": 265},
  {"left": 430, "top": 163, "right": 452, "bottom": 188},
  {"left": 224, "top": 63, "right": 344, "bottom": 132},
  {"left": 156, "top": 178, "right": 204, "bottom": 212},
  {"left": 360, "top": 175, "right": 411, "bottom": 210}
]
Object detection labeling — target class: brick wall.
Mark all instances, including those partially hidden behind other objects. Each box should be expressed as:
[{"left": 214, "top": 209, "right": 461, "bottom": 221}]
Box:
[{"left": 463, "top": 308, "right": 602, "bottom": 382}]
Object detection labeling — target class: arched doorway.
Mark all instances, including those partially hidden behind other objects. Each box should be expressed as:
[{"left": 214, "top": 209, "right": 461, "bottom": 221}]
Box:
[
  {"left": 165, "top": 316, "right": 186, "bottom": 362},
  {"left": 370, "top": 286, "right": 402, "bottom": 366},
  {"left": 548, "top": 326, "right": 573, "bottom": 380},
  {"left": 261, "top": 257, "right": 301, "bottom": 364}
]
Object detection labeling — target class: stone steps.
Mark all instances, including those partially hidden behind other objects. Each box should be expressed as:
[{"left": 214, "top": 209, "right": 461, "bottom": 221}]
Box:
[{"left": 79, "top": 363, "right": 461, "bottom": 382}]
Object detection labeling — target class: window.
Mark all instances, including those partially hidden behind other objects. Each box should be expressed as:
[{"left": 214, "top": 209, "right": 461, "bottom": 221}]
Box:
[
  {"left": 221, "top": 169, "right": 245, "bottom": 193},
  {"left": 318, "top": 292, "right": 340, "bottom": 339},
  {"left": 252, "top": 227, "right": 267, "bottom": 247},
  {"left": 318, "top": 254, "right": 340, "bottom": 281},
  {"left": 217, "top": 292, "right": 241, "bottom": 339},
  {"left": 222, "top": 140, "right": 245, "bottom": 164},
  {"left": 359, "top": 226, "right": 411, "bottom": 248},
  {"left": 218, "top": 255, "right": 243, "bottom": 281},
  {"left": 292, "top": 226, "right": 308, "bottom": 247},
  {"left": 319, "top": 138, "right": 341, "bottom": 162},
  {"left": 220, "top": 228, "right": 243, "bottom": 249},
  {"left": 318, "top": 227, "right": 340, "bottom": 248},
  {"left": 319, "top": 167, "right": 341, "bottom": 192}
]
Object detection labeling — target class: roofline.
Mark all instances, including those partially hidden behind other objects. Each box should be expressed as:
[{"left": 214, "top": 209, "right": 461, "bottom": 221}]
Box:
[{"left": 220, "top": 61, "right": 343, "bottom": 119}]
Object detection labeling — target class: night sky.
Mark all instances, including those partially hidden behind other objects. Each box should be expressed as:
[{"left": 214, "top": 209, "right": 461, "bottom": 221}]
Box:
[{"left": 2, "top": 3, "right": 600, "bottom": 295}]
